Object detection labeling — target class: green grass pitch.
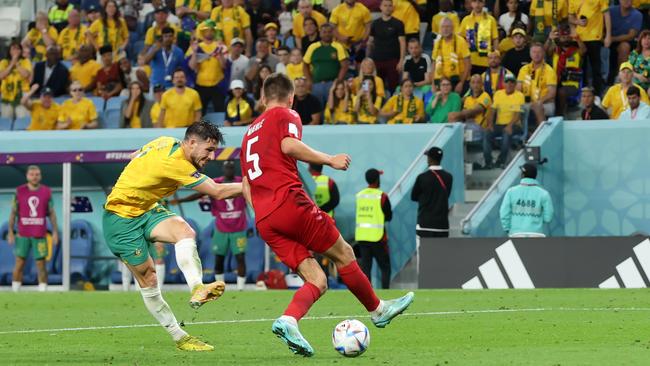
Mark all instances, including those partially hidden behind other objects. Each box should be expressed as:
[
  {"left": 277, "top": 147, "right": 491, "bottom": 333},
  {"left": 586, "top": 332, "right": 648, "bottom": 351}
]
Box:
[{"left": 1, "top": 289, "right": 650, "bottom": 365}]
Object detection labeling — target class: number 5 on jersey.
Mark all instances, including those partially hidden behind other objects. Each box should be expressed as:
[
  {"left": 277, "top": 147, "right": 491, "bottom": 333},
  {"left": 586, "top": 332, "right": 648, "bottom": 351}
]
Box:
[{"left": 246, "top": 136, "right": 263, "bottom": 180}]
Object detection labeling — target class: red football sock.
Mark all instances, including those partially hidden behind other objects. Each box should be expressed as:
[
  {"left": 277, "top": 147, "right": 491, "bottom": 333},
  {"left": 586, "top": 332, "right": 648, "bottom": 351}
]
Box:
[
  {"left": 283, "top": 282, "right": 322, "bottom": 321},
  {"left": 338, "top": 261, "right": 380, "bottom": 312}
]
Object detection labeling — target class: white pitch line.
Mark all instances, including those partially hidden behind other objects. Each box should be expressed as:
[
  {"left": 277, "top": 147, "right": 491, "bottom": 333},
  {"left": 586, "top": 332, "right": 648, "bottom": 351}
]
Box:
[{"left": 1, "top": 307, "right": 650, "bottom": 336}]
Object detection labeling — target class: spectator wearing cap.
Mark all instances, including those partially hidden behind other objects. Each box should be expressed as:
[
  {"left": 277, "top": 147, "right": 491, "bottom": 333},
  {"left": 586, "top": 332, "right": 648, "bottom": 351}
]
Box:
[
  {"left": 608, "top": 0, "right": 642, "bottom": 85},
  {"left": 228, "top": 38, "right": 250, "bottom": 84},
  {"left": 32, "top": 46, "right": 69, "bottom": 98},
  {"left": 411, "top": 147, "right": 453, "bottom": 238},
  {"left": 48, "top": 0, "right": 74, "bottom": 33},
  {"left": 500, "top": 163, "right": 554, "bottom": 238},
  {"left": 69, "top": 45, "right": 101, "bottom": 93},
  {"left": 529, "top": 0, "right": 569, "bottom": 43},
  {"left": 545, "top": 21, "right": 586, "bottom": 118},
  {"left": 303, "top": 23, "right": 350, "bottom": 108},
  {"left": 149, "top": 84, "right": 165, "bottom": 124},
  {"left": 156, "top": 68, "right": 202, "bottom": 128},
  {"left": 57, "top": 80, "right": 99, "bottom": 129},
  {"left": 484, "top": 73, "right": 525, "bottom": 169},
  {"left": 382, "top": 78, "right": 425, "bottom": 124},
  {"left": 225, "top": 80, "right": 255, "bottom": 126},
  {"left": 391, "top": 0, "right": 425, "bottom": 42},
  {"left": 366, "top": 0, "right": 405, "bottom": 93},
  {"left": 292, "top": 77, "right": 322, "bottom": 125},
  {"left": 142, "top": 6, "right": 179, "bottom": 57},
  {"left": 457, "top": 0, "right": 499, "bottom": 75},
  {"left": 309, "top": 163, "right": 340, "bottom": 218},
  {"left": 21, "top": 85, "right": 60, "bottom": 130},
  {"left": 23, "top": 11, "right": 59, "bottom": 63},
  {"left": 245, "top": 38, "right": 279, "bottom": 92},
  {"left": 580, "top": 86, "right": 609, "bottom": 120},
  {"left": 481, "top": 50, "right": 513, "bottom": 98},
  {"left": 569, "top": 0, "right": 611, "bottom": 97},
  {"left": 432, "top": 17, "right": 471, "bottom": 95},
  {"left": 87, "top": 1, "right": 129, "bottom": 61},
  {"left": 330, "top": 0, "right": 371, "bottom": 62},
  {"left": 143, "top": 26, "right": 184, "bottom": 90},
  {"left": 502, "top": 27, "right": 531, "bottom": 77},
  {"left": 602, "top": 62, "right": 650, "bottom": 119},
  {"left": 294, "top": 0, "right": 328, "bottom": 51},
  {"left": 619, "top": 85, "right": 650, "bottom": 120},
  {"left": 120, "top": 81, "right": 154, "bottom": 128},
  {"left": 517, "top": 42, "right": 556, "bottom": 128},
  {"left": 57, "top": 9, "right": 87, "bottom": 61},
  {"left": 211, "top": 0, "right": 254, "bottom": 57},
  {"left": 449, "top": 74, "right": 491, "bottom": 129},
  {"left": 264, "top": 23, "right": 280, "bottom": 53},
  {"left": 84, "top": 4, "right": 102, "bottom": 26},
  {"left": 96, "top": 45, "right": 124, "bottom": 100},
  {"left": 188, "top": 20, "right": 227, "bottom": 114},
  {"left": 355, "top": 168, "right": 392, "bottom": 289}
]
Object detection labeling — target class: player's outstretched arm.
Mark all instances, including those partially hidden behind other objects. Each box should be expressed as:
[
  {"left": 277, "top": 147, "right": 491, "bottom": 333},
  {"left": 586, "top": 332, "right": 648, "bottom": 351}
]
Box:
[
  {"left": 242, "top": 177, "right": 253, "bottom": 207},
  {"left": 281, "top": 137, "right": 351, "bottom": 170},
  {"left": 192, "top": 178, "right": 243, "bottom": 200}
]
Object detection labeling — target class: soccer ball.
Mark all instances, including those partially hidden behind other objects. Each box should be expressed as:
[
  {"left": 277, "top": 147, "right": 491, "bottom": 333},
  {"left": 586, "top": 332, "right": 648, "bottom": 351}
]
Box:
[{"left": 332, "top": 319, "right": 370, "bottom": 357}]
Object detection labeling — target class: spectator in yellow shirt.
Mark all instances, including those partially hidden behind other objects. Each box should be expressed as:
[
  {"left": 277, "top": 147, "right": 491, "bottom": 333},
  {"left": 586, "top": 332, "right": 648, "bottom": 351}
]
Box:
[
  {"left": 294, "top": 0, "right": 328, "bottom": 51},
  {"left": 325, "top": 80, "right": 355, "bottom": 124},
  {"left": 57, "top": 9, "right": 87, "bottom": 61},
  {"left": 484, "top": 74, "right": 525, "bottom": 169},
  {"left": 0, "top": 42, "right": 32, "bottom": 120},
  {"left": 391, "top": 0, "right": 426, "bottom": 41},
  {"left": 458, "top": 0, "right": 499, "bottom": 75},
  {"left": 448, "top": 74, "right": 491, "bottom": 127},
  {"left": 432, "top": 17, "right": 472, "bottom": 94},
  {"left": 569, "top": 0, "right": 611, "bottom": 96},
  {"left": 142, "top": 6, "right": 179, "bottom": 57},
  {"left": 87, "top": 0, "right": 129, "bottom": 60},
  {"left": 431, "top": 0, "right": 460, "bottom": 36},
  {"left": 120, "top": 81, "right": 155, "bottom": 129},
  {"left": 602, "top": 62, "right": 650, "bottom": 119},
  {"left": 69, "top": 45, "right": 102, "bottom": 93},
  {"left": 354, "top": 77, "right": 383, "bottom": 124},
  {"left": 211, "top": 0, "right": 253, "bottom": 57},
  {"left": 481, "top": 50, "right": 514, "bottom": 97},
  {"left": 516, "top": 43, "right": 557, "bottom": 127},
  {"left": 187, "top": 20, "right": 227, "bottom": 114},
  {"left": 330, "top": 0, "right": 372, "bottom": 59},
  {"left": 224, "top": 79, "right": 255, "bottom": 126},
  {"left": 351, "top": 58, "right": 386, "bottom": 98},
  {"left": 57, "top": 81, "right": 99, "bottom": 129},
  {"left": 156, "top": 69, "right": 202, "bottom": 128},
  {"left": 286, "top": 49, "right": 306, "bottom": 81},
  {"left": 21, "top": 85, "right": 60, "bottom": 131},
  {"left": 23, "top": 12, "right": 59, "bottom": 63},
  {"left": 529, "top": 0, "right": 569, "bottom": 43},
  {"left": 380, "top": 79, "right": 425, "bottom": 124},
  {"left": 150, "top": 84, "right": 164, "bottom": 124}
]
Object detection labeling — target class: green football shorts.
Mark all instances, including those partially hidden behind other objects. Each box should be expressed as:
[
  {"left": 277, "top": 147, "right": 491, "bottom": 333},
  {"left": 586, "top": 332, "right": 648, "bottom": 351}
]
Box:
[
  {"left": 14, "top": 236, "right": 48, "bottom": 260},
  {"left": 212, "top": 230, "right": 247, "bottom": 256},
  {"left": 103, "top": 204, "right": 175, "bottom": 266}
]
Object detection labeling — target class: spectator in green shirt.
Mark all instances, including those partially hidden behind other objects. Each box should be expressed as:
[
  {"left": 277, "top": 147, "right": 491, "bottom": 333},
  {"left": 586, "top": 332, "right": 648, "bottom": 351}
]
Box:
[{"left": 425, "top": 77, "right": 462, "bottom": 123}]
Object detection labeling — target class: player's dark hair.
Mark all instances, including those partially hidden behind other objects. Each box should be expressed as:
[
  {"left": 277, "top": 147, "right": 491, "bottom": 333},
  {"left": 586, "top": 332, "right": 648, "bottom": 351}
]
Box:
[
  {"left": 161, "top": 26, "right": 175, "bottom": 36},
  {"left": 309, "top": 163, "right": 323, "bottom": 173},
  {"left": 627, "top": 85, "right": 641, "bottom": 97},
  {"left": 184, "top": 120, "right": 224, "bottom": 145},
  {"left": 262, "top": 72, "right": 294, "bottom": 102}
]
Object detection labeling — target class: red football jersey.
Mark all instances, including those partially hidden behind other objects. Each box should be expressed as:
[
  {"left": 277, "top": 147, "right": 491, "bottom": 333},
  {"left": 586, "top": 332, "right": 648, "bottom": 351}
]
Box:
[{"left": 240, "top": 106, "right": 304, "bottom": 222}]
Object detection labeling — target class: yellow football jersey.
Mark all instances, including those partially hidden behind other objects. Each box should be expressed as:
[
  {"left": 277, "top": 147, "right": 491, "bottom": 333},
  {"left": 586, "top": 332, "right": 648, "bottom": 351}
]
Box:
[{"left": 105, "top": 136, "right": 208, "bottom": 218}]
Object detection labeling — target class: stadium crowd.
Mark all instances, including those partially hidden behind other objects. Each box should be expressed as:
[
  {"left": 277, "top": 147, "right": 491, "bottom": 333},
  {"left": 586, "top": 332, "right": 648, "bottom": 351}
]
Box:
[{"left": 2, "top": 0, "right": 650, "bottom": 168}]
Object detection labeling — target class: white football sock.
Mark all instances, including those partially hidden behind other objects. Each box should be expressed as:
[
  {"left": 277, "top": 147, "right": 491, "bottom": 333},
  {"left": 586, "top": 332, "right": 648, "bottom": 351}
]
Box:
[
  {"left": 175, "top": 238, "right": 203, "bottom": 290},
  {"left": 370, "top": 300, "right": 386, "bottom": 316},
  {"left": 155, "top": 264, "right": 166, "bottom": 290},
  {"left": 121, "top": 263, "right": 131, "bottom": 291},
  {"left": 11, "top": 281, "right": 21, "bottom": 292},
  {"left": 214, "top": 273, "right": 224, "bottom": 282},
  {"left": 38, "top": 283, "right": 47, "bottom": 292},
  {"left": 140, "top": 287, "right": 188, "bottom": 342},
  {"left": 279, "top": 315, "right": 298, "bottom": 326},
  {"left": 237, "top": 276, "right": 246, "bottom": 290}
]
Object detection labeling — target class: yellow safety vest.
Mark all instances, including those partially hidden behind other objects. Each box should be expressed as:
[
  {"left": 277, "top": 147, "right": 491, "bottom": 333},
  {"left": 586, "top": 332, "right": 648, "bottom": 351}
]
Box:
[
  {"left": 355, "top": 187, "right": 385, "bottom": 242},
  {"left": 552, "top": 50, "right": 582, "bottom": 89},
  {"left": 48, "top": 4, "right": 73, "bottom": 25},
  {"left": 313, "top": 174, "right": 333, "bottom": 217}
]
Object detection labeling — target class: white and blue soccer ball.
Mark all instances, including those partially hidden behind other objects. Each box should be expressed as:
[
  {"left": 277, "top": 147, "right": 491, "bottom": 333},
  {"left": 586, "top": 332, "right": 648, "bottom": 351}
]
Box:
[{"left": 332, "top": 319, "right": 370, "bottom": 357}]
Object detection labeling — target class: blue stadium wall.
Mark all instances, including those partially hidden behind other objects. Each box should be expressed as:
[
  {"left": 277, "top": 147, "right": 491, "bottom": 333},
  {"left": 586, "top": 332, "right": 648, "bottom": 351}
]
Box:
[{"left": 0, "top": 124, "right": 464, "bottom": 284}]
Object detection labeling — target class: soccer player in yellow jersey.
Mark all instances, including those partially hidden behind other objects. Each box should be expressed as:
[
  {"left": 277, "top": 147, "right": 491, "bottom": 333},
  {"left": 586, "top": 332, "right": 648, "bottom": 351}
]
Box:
[{"left": 103, "top": 121, "right": 242, "bottom": 351}]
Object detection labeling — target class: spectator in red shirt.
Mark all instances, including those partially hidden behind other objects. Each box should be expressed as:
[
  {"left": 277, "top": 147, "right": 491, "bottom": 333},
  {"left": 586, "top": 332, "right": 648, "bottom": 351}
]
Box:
[{"left": 96, "top": 45, "right": 123, "bottom": 100}]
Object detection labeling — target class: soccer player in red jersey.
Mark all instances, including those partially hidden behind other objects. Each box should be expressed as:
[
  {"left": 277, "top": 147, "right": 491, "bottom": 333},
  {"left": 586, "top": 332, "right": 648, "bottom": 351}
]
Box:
[{"left": 240, "top": 73, "right": 414, "bottom": 357}]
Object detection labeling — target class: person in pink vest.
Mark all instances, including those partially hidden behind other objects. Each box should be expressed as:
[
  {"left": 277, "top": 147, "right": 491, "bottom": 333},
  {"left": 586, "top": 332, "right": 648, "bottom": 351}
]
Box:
[
  {"left": 8, "top": 165, "right": 59, "bottom": 292},
  {"left": 172, "top": 160, "right": 249, "bottom": 290}
]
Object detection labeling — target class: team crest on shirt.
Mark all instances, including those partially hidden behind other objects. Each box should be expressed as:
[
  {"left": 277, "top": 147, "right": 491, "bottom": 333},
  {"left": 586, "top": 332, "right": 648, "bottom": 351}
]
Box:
[
  {"left": 134, "top": 249, "right": 142, "bottom": 257},
  {"left": 191, "top": 171, "right": 201, "bottom": 178}
]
